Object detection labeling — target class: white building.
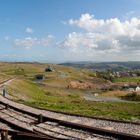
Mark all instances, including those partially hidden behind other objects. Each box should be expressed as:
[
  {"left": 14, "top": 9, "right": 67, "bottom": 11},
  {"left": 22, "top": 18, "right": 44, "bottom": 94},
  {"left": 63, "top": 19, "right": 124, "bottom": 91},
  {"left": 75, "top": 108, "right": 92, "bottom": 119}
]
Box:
[{"left": 136, "top": 86, "right": 140, "bottom": 92}]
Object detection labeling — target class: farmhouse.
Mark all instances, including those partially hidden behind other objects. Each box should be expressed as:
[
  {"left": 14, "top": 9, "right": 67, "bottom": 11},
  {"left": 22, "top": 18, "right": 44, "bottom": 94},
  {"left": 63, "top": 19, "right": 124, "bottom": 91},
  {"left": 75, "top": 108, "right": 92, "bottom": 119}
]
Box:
[
  {"left": 136, "top": 86, "right": 140, "bottom": 92},
  {"left": 125, "top": 85, "right": 140, "bottom": 92},
  {"left": 45, "top": 66, "right": 55, "bottom": 72}
]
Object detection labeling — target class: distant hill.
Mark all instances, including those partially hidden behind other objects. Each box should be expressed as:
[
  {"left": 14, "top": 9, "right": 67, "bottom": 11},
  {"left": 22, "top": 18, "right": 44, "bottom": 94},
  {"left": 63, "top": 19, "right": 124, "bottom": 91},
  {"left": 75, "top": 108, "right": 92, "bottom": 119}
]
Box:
[{"left": 60, "top": 61, "right": 140, "bottom": 71}]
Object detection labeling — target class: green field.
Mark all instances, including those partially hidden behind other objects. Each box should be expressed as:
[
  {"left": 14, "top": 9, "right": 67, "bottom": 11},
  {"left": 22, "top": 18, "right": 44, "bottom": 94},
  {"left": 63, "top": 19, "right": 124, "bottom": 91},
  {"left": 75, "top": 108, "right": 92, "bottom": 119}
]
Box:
[
  {"left": 114, "top": 76, "right": 140, "bottom": 83},
  {"left": 0, "top": 62, "right": 139, "bottom": 122},
  {"left": 7, "top": 79, "right": 140, "bottom": 121}
]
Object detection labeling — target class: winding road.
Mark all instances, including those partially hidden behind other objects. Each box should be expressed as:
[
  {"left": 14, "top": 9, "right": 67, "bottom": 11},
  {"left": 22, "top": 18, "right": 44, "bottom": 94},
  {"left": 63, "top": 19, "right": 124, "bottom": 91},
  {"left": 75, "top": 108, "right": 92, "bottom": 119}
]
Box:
[{"left": 83, "top": 93, "right": 140, "bottom": 103}]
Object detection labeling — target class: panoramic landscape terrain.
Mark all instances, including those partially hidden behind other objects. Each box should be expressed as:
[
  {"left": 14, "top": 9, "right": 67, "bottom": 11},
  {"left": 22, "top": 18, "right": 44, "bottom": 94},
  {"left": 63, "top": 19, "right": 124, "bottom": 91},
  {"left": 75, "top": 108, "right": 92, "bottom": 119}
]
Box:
[
  {"left": 0, "top": 61, "right": 140, "bottom": 121},
  {"left": 0, "top": 0, "right": 140, "bottom": 139}
]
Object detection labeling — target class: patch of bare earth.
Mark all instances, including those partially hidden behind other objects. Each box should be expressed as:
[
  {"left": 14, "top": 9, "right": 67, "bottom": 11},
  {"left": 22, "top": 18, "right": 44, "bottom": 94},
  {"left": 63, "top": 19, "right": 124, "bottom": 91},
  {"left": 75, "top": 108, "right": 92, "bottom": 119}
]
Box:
[{"left": 68, "top": 80, "right": 98, "bottom": 89}]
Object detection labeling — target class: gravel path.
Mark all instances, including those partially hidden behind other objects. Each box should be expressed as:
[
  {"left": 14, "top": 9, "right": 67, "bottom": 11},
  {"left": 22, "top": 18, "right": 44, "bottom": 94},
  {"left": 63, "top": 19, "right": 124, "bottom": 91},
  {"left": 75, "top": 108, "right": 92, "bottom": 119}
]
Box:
[
  {"left": 57, "top": 115, "right": 140, "bottom": 136},
  {"left": 0, "top": 95, "right": 140, "bottom": 138},
  {"left": 83, "top": 93, "right": 140, "bottom": 103}
]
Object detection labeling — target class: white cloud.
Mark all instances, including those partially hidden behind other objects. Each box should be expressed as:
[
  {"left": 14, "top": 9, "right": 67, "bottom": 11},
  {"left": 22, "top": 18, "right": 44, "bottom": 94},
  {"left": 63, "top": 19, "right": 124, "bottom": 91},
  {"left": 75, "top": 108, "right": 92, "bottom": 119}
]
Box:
[
  {"left": 68, "top": 13, "right": 140, "bottom": 35},
  {"left": 26, "top": 27, "right": 33, "bottom": 33},
  {"left": 61, "top": 13, "right": 140, "bottom": 57},
  {"left": 60, "top": 32, "right": 120, "bottom": 53},
  {"left": 15, "top": 37, "right": 36, "bottom": 49},
  {"left": 15, "top": 35, "right": 54, "bottom": 49}
]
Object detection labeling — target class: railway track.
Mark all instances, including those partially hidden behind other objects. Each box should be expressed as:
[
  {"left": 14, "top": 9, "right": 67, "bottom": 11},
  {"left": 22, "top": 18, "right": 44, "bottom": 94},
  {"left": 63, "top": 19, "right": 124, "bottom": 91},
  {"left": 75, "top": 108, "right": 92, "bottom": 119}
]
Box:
[
  {"left": 0, "top": 95, "right": 140, "bottom": 139},
  {"left": 0, "top": 104, "right": 111, "bottom": 139},
  {"left": 0, "top": 129, "right": 57, "bottom": 140}
]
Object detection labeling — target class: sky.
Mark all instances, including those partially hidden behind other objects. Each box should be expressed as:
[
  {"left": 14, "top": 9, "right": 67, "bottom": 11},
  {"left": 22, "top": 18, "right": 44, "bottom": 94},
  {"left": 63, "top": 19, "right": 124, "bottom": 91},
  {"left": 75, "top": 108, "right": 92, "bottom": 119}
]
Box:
[{"left": 0, "top": 0, "right": 140, "bottom": 63}]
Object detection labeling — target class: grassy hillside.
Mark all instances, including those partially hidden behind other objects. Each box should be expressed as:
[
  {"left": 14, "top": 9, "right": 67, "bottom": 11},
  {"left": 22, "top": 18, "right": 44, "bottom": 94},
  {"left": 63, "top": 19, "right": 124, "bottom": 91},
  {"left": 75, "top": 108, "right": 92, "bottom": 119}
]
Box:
[
  {"left": 7, "top": 79, "right": 46, "bottom": 100},
  {"left": 6, "top": 78, "right": 140, "bottom": 121},
  {"left": 0, "top": 62, "right": 140, "bottom": 121}
]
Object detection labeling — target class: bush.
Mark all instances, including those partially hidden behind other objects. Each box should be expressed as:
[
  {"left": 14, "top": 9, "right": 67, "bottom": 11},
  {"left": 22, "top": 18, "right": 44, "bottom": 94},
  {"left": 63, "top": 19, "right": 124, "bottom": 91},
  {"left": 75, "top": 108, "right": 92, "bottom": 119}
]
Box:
[
  {"left": 125, "top": 92, "right": 136, "bottom": 97},
  {"left": 35, "top": 74, "right": 45, "bottom": 80},
  {"left": 15, "top": 68, "right": 25, "bottom": 75},
  {"left": 121, "top": 92, "right": 140, "bottom": 101}
]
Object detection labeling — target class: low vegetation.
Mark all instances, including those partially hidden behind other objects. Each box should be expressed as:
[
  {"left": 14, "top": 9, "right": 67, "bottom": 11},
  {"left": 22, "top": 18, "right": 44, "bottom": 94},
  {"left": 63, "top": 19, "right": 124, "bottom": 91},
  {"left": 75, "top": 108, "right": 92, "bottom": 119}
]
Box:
[
  {"left": 19, "top": 98, "right": 140, "bottom": 121},
  {"left": 0, "top": 62, "right": 140, "bottom": 121},
  {"left": 121, "top": 92, "right": 140, "bottom": 101},
  {"left": 114, "top": 77, "right": 140, "bottom": 83}
]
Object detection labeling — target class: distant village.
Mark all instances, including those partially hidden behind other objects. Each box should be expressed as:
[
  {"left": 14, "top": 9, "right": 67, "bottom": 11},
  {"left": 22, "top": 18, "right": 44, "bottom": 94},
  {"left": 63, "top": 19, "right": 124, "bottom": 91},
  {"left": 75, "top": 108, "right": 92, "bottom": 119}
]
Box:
[
  {"left": 96, "top": 70, "right": 140, "bottom": 92},
  {"left": 110, "top": 71, "right": 140, "bottom": 78},
  {"left": 101, "top": 83, "right": 140, "bottom": 92}
]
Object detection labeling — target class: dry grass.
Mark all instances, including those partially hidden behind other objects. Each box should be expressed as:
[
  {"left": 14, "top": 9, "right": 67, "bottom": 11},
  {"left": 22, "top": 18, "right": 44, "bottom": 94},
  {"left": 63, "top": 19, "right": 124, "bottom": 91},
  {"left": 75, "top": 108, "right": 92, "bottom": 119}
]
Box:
[
  {"left": 6, "top": 78, "right": 46, "bottom": 101},
  {"left": 0, "top": 73, "right": 12, "bottom": 82}
]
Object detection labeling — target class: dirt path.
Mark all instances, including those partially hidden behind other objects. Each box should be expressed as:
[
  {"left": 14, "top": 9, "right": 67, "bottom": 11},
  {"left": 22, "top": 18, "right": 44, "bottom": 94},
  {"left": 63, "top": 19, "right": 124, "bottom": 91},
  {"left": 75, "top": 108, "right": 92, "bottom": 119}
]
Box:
[
  {"left": 0, "top": 78, "right": 15, "bottom": 87},
  {"left": 83, "top": 92, "right": 140, "bottom": 103},
  {"left": 0, "top": 78, "right": 16, "bottom": 98}
]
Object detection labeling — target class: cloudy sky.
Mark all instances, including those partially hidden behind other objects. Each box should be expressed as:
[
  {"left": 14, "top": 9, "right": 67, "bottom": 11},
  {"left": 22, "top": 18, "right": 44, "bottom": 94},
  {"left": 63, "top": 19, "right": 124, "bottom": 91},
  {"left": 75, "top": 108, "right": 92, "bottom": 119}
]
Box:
[{"left": 1, "top": 0, "right": 140, "bottom": 62}]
